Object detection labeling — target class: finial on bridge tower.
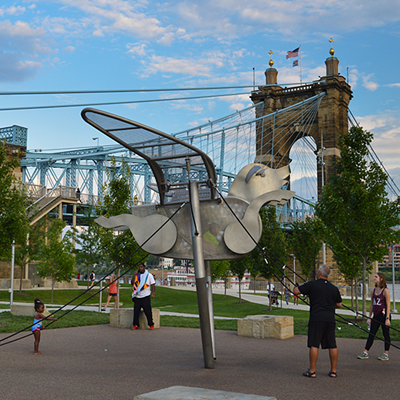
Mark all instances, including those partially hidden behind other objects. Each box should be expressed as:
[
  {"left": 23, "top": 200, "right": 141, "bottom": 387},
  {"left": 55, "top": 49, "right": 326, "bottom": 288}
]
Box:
[
  {"left": 325, "top": 38, "right": 339, "bottom": 76},
  {"left": 268, "top": 50, "right": 274, "bottom": 68},
  {"left": 329, "top": 38, "right": 335, "bottom": 56},
  {"left": 265, "top": 50, "right": 278, "bottom": 85}
]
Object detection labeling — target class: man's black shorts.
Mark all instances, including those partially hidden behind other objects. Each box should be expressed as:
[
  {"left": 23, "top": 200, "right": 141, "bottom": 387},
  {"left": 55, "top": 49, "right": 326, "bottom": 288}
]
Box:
[{"left": 307, "top": 321, "right": 337, "bottom": 349}]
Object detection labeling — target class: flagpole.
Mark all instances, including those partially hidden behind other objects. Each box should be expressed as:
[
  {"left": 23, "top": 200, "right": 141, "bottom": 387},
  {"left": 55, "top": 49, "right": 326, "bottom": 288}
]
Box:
[{"left": 299, "top": 45, "right": 303, "bottom": 83}]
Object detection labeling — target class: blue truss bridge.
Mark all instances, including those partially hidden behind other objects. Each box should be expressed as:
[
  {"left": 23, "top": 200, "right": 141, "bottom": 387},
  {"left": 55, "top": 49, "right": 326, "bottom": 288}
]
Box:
[{"left": 2, "top": 90, "right": 398, "bottom": 227}]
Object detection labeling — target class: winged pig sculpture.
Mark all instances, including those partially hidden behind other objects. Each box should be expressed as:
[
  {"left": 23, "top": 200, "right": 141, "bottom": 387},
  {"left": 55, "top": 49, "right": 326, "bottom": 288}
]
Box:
[{"left": 82, "top": 108, "right": 295, "bottom": 260}]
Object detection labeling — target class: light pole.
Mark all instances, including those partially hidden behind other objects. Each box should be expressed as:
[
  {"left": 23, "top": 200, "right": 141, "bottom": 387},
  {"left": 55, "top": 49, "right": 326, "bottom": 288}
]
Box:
[
  {"left": 290, "top": 254, "right": 296, "bottom": 285},
  {"left": 392, "top": 244, "right": 397, "bottom": 312},
  {"left": 92, "top": 137, "right": 99, "bottom": 148},
  {"left": 9, "top": 241, "right": 15, "bottom": 307},
  {"left": 316, "top": 131, "right": 326, "bottom": 264}
]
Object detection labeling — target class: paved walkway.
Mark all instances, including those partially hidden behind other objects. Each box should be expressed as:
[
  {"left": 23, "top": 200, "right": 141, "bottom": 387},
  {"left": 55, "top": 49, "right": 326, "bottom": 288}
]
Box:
[
  {"left": 1, "top": 325, "right": 399, "bottom": 400},
  {"left": 1, "top": 286, "right": 400, "bottom": 399}
]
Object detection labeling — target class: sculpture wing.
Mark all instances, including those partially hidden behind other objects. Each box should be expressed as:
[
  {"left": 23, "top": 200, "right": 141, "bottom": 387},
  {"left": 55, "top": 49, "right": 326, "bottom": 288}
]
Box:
[
  {"left": 95, "top": 214, "right": 177, "bottom": 255},
  {"left": 81, "top": 108, "right": 217, "bottom": 204}
]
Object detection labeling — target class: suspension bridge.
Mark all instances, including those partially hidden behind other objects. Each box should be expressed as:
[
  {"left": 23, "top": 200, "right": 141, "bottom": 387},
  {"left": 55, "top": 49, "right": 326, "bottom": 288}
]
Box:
[{"left": 1, "top": 48, "right": 399, "bottom": 229}]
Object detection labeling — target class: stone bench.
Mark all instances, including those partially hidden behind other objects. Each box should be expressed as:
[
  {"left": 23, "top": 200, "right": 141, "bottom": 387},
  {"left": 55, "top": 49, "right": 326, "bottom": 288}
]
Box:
[
  {"left": 110, "top": 308, "right": 160, "bottom": 329},
  {"left": 11, "top": 304, "right": 51, "bottom": 317},
  {"left": 237, "top": 315, "right": 294, "bottom": 339}
]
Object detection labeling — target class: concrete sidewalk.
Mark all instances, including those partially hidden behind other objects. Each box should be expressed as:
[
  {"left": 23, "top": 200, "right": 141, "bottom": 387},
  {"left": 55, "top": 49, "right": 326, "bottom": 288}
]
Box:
[{"left": 1, "top": 325, "right": 399, "bottom": 400}]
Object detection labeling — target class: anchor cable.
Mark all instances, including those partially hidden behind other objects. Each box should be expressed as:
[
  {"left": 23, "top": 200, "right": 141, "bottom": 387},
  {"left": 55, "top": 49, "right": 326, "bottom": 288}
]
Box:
[{"left": 0, "top": 202, "right": 186, "bottom": 347}]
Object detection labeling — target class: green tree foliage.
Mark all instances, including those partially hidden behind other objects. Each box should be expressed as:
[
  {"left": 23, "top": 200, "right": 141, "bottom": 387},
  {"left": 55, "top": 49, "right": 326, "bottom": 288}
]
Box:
[
  {"left": 36, "top": 218, "right": 76, "bottom": 302},
  {"left": 14, "top": 224, "right": 37, "bottom": 293},
  {"left": 316, "top": 126, "right": 400, "bottom": 316},
  {"left": 98, "top": 158, "right": 148, "bottom": 274},
  {"left": 229, "top": 257, "right": 249, "bottom": 303},
  {"left": 210, "top": 259, "right": 231, "bottom": 296},
  {"left": 74, "top": 205, "right": 103, "bottom": 289},
  {"left": 290, "top": 217, "right": 323, "bottom": 279},
  {"left": 250, "top": 206, "right": 289, "bottom": 309},
  {"left": 0, "top": 142, "right": 30, "bottom": 259},
  {"left": 146, "top": 254, "right": 160, "bottom": 267},
  {"left": 331, "top": 246, "right": 361, "bottom": 310}
]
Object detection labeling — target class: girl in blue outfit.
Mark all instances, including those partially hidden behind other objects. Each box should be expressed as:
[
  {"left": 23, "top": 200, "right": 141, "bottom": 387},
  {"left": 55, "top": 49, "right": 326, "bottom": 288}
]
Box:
[{"left": 32, "top": 298, "right": 58, "bottom": 355}]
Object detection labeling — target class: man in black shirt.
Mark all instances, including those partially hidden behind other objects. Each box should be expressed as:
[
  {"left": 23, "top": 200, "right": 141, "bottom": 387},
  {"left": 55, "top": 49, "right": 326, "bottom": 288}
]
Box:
[{"left": 294, "top": 264, "right": 342, "bottom": 378}]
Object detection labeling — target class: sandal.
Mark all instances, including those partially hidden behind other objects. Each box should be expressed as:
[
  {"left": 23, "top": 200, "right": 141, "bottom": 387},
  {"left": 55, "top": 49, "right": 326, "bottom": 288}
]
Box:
[
  {"left": 303, "top": 369, "right": 316, "bottom": 378},
  {"left": 328, "top": 371, "right": 337, "bottom": 378}
]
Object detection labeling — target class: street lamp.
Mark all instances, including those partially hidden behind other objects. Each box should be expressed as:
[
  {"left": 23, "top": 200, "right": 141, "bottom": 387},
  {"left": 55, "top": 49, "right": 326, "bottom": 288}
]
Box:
[
  {"left": 316, "top": 130, "right": 326, "bottom": 264},
  {"left": 392, "top": 244, "right": 397, "bottom": 312},
  {"left": 290, "top": 254, "right": 296, "bottom": 285},
  {"left": 92, "top": 137, "right": 99, "bottom": 148}
]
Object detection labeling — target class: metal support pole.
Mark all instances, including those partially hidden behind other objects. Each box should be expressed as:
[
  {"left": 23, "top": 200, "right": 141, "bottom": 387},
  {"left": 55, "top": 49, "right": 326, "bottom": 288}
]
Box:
[
  {"left": 392, "top": 245, "right": 397, "bottom": 312},
  {"left": 318, "top": 131, "right": 326, "bottom": 265},
  {"left": 293, "top": 255, "right": 296, "bottom": 285},
  {"left": 98, "top": 280, "right": 103, "bottom": 312},
  {"left": 205, "top": 260, "right": 216, "bottom": 360},
  {"left": 10, "top": 242, "right": 15, "bottom": 307},
  {"left": 189, "top": 181, "right": 214, "bottom": 369}
]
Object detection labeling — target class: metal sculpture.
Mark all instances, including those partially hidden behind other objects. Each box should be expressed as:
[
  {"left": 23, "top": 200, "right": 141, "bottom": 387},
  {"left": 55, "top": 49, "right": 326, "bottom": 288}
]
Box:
[{"left": 81, "top": 108, "right": 294, "bottom": 369}]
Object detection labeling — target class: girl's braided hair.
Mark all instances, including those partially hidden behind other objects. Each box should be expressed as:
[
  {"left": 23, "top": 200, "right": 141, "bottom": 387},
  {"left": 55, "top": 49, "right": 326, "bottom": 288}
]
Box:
[{"left": 34, "top": 298, "right": 44, "bottom": 311}]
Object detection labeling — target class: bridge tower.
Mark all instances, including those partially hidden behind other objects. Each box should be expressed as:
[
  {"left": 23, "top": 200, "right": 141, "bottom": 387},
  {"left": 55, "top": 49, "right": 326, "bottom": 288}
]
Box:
[{"left": 250, "top": 43, "right": 353, "bottom": 197}]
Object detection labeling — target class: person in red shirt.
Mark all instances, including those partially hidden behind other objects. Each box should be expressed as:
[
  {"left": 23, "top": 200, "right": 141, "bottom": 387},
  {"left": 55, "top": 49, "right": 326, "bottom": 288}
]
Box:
[{"left": 102, "top": 274, "right": 117, "bottom": 311}]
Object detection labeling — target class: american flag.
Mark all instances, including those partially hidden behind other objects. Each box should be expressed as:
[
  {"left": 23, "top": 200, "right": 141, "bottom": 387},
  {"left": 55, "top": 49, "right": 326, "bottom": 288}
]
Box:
[
  {"left": 286, "top": 47, "right": 299, "bottom": 59},
  {"left": 293, "top": 60, "right": 298, "bottom": 67}
]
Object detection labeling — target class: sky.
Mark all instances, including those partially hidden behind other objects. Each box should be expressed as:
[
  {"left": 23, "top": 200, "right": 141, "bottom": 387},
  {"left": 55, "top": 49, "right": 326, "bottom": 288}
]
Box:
[{"left": 1, "top": 0, "right": 400, "bottom": 191}]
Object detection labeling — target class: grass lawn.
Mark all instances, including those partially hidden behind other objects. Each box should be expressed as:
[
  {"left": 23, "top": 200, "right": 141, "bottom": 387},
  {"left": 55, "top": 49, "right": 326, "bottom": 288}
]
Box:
[
  {"left": 0, "top": 310, "right": 109, "bottom": 334},
  {"left": 1, "top": 287, "right": 399, "bottom": 342}
]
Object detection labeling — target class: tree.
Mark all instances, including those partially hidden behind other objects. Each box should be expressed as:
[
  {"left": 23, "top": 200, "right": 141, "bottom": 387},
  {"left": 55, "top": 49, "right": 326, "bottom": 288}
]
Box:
[
  {"left": 97, "top": 158, "right": 148, "bottom": 302},
  {"left": 247, "top": 263, "right": 260, "bottom": 294},
  {"left": 290, "top": 217, "right": 323, "bottom": 279},
  {"left": 230, "top": 257, "right": 249, "bottom": 303},
  {"left": 254, "top": 206, "right": 289, "bottom": 310},
  {"left": 330, "top": 246, "right": 361, "bottom": 310},
  {"left": 74, "top": 205, "right": 103, "bottom": 289},
  {"left": 36, "top": 217, "right": 76, "bottom": 303},
  {"left": 210, "top": 259, "right": 231, "bottom": 296},
  {"left": 14, "top": 224, "right": 36, "bottom": 293},
  {"left": 0, "top": 142, "right": 30, "bottom": 260},
  {"left": 316, "top": 126, "right": 400, "bottom": 316}
]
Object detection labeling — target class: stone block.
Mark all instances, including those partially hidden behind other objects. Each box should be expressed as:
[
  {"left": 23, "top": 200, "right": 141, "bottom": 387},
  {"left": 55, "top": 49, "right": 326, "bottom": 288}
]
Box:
[
  {"left": 0, "top": 279, "right": 31, "bottom": 289},
  {"left": 237, "top": 315, "right": 293, "bottom": 339},
  {"left": 11, "top": 304, "right": 51, "bottom": 317},
  {"left": 110, "top": 308, "right": 160, "bottom": 329}
]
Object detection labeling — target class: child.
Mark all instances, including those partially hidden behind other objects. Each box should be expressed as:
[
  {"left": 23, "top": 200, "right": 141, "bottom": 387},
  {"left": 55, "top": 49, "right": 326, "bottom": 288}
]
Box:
[{"left": 32, "top": 298, "right": 58, "bottom": 355}]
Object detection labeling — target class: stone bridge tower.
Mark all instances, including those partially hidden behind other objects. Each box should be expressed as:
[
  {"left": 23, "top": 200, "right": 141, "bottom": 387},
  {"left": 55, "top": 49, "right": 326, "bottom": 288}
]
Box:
[{"left": 250, "top": 43, "right": 353, "bottom": 197}]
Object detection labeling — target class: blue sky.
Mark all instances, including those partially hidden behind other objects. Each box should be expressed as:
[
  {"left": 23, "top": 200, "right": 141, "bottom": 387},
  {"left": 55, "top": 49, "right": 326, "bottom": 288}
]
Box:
[{"left": 1, "top": 0, "right": 400, "bottom": 188}]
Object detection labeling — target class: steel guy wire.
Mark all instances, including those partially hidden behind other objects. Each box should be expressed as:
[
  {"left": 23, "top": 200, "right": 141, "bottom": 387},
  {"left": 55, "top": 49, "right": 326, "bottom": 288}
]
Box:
[{"left": 0, "top": 201, "right": 186, "bottom": 347}]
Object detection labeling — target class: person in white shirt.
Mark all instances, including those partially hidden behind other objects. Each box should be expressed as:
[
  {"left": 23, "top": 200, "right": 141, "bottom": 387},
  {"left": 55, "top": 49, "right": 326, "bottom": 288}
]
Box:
[{"left": 131, "top": 263, "right": 155, "bottom": 330}]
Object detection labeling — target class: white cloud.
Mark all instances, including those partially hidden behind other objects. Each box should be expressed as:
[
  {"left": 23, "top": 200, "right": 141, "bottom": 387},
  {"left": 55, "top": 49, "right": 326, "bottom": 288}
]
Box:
[
  {"left": 229, "top": 102, "right": 246, "bottom": 111},
  {"left": 0, "top": 20, "right": 48, "bottom": 82},
  {"left": 0, "top": 6, "right": 26, "bottom": 17},
  {"left": 127, "top": 42, "right": 148, "bottom": 57},
  {"left": 357, "top": 111, "right": 400, "bottom": 170},
  {"left": 63, "top": 45, "right": 75, "bottom": 52},
  {"left": 143, "top": 55, "right": 212, "bottom": 77},
  {"left": 53, "top": 0, "right": 177, "bottom": 41},
  {"left": 362, "top": 73, "right": 379, "bottom": 91}
]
